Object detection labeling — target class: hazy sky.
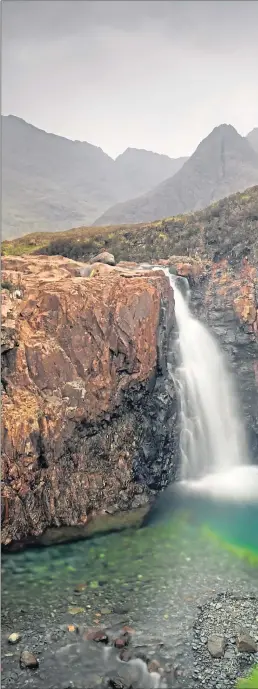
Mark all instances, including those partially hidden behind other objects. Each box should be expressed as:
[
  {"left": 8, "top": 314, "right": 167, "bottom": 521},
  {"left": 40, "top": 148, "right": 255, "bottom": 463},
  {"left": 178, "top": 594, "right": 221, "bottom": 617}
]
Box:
[{"left": 2, "top": 0, "right": 258, "bottom": 158}]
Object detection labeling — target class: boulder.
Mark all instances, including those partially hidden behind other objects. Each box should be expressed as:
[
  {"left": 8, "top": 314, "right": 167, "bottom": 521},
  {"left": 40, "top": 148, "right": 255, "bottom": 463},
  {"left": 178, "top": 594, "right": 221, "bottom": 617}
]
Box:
[
  {"left": 208, "top": 634, "right": 226, "bottom": 658},
  {"left": 89, "top": 251, "right": 115, "bottom": 266},
  {"left": 236, "top": 631, "right": 257, "bottom": 653},
  {"left": 20, "top": 650, "right": 39, "bottom": 668}
]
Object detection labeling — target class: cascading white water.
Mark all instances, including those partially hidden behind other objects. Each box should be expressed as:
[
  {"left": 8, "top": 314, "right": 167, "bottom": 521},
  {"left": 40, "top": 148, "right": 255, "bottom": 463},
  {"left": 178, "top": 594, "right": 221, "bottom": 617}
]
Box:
[{"left": 164, "top": 270, "right": 249, "bottom": 481}]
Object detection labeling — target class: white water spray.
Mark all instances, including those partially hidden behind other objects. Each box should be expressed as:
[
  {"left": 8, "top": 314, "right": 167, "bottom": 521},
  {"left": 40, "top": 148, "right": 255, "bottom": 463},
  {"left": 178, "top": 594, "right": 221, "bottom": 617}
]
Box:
[{"left": 150, "top": 266, "right": 258, "bottom": 503}]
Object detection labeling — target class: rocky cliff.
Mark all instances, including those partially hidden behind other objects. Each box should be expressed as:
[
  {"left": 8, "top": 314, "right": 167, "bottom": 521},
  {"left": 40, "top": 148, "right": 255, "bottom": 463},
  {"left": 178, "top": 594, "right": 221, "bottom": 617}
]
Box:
[
  {"left": 1, "top": 256, "right": 177, "bottom": 548},
  {"left": 19, "top": 185, "right": 255, "bottom": 459},
  {"left": 2, "top": 189, "right": 258, "bottom": 547},
  {"left": 182, "top": 258, "right": 258, "bottom": 460}
]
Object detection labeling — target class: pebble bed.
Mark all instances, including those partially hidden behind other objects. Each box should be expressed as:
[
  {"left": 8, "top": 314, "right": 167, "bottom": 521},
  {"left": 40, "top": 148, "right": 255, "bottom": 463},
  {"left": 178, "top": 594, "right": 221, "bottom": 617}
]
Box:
[{"left": 2, "top": 504, "right": 258, "bottom": 689}]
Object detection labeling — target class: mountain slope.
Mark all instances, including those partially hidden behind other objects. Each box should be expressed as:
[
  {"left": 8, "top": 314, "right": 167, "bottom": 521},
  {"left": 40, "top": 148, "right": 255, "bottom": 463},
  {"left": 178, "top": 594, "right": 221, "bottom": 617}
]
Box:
[
  {"left": 2, "top": 115, "right": 124, "bottom": 239},
  {"left": 114, "top": 148, "right": 188, "bottom": 198},
  {"left": 3, "top": 186, "right": 258, "bottom": 268},
  {"left": 247, "top": 127, "right": 258, "bottom": 153},
  {"left": 2, "top": 115, "right": 186, "bottom": 240},
  {"left": 94, "top": 125, "right": 258, "bottom": 225}
]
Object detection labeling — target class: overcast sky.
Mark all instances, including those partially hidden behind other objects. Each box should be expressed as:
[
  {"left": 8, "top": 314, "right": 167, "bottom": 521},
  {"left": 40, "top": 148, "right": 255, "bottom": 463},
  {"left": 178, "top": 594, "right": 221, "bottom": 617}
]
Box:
[{"left": 2, "top": 0, "right": 258, "bottom": 158}]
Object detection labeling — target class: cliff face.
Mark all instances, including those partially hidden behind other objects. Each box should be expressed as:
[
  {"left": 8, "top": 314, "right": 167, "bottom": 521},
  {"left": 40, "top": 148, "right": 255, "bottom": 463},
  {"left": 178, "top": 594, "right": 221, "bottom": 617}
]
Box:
[
  {"left": 200, "top": 259, "right": 258, "bottom": 459},
  {"left": 2, "top": 189, "right": 258, "bottom": 548},
  {"left": 1, "top": 256, "right": 177, "bottom": 548}
]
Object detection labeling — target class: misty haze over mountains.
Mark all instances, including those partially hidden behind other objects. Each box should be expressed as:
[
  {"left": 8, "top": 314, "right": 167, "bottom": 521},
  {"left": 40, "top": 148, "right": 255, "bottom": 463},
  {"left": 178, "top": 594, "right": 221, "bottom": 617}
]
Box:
[
  {"left": 95, "top": 124, "right": 258, "bottom": 226},
  {"left": 247, "top": 128, "right": 258, "bottom": 153},
  {"left": 2, "top": 115, "right": 187, "bottom": 239},
  {"left": 2, "top": 115, "right": 258, "bottom": 239}
]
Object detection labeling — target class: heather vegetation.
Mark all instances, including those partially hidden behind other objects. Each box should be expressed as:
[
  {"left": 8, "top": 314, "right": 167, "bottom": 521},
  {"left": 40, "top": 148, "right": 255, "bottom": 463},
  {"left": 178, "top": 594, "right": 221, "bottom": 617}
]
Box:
[{"left": 2, "top": 186, "right": 258, "bottom": 266}]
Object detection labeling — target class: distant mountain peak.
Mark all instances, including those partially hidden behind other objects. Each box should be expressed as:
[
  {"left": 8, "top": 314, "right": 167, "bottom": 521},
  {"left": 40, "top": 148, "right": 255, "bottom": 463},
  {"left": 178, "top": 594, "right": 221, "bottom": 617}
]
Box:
[
  {"left": 95, "top": 124, "right": 258, "bottom": 226},
  {"left": 197, "top": 123, "right": 246, "bottom": 147},
  {"left": 115, "top": 146, "right": 176, "bottom": 160},
  {"left": 212, "top": 123, "right": 238, "bottom": 133},
  {"left": 247, "top": 127, "right": 258, "bottom": 153},
  {"left": 2, "top": 114, "right": 187, "bottom": 239}
]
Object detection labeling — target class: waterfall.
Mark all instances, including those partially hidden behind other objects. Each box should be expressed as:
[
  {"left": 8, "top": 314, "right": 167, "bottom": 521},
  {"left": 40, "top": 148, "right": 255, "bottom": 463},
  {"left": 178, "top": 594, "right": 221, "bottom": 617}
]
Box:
[{"left": 165, "top": 270, "right": 248, "bottom": 481}]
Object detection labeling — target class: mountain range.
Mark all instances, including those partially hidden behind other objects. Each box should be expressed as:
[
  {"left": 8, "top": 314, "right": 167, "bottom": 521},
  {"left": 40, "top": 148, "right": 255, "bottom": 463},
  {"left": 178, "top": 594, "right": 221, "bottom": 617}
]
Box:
[
  {"left": 2, "top": 115, "right": 258, "bottom": 239},
  {"left": 95, "top": 124, "right": 258, "bottom": 225},
  {"left": 2, "top": 115, "right": 187, "bottom": 239}
]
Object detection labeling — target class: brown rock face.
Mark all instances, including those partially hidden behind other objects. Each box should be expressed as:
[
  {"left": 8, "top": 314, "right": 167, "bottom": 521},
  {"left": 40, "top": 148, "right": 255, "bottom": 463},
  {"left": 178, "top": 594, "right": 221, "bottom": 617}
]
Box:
[{"left": 1, "top": 256, "right": 176, "bottom": 548}]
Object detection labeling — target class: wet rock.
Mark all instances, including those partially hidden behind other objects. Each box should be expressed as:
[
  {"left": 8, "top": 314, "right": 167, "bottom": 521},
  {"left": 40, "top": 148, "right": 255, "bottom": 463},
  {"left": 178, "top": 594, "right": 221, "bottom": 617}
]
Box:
[
  {"left": 74, "top": 583, "right": 87, "bottom": 592},
  {"left": 113, "top": 606, "right": 130, "bottom": 615},
  {"left": 68, "top": 605, "right": 85, "bottom": 615},
  {"left": 119, "top": 648, "right": 133, "bottom": 662},
  {"left": 147, "top": 659, "right": 161, "bottom": 673},
  {"left": 114, "top": 637, "right": 128, "bottom": 649},
  {"left": 208, "top": 634, "right": 226, "bottom": 658},
  {"left": 236, "top": 631, "right": 257, "bottom": 653},
  {"left": 107, "top": 679, "right": 130, "bottom": 689},
  {"left": 90, "top": 251, "right": 115, "bottom": 266},
  {"left": 85, "top": 629, "right": 109, "bottom": 644},
  {"left": 121, "top": 626, "right": 135, "bottom": 635},
  {"left": 67, "top": 624, "right": 77, "bottom": 633},
  {"left": 134, "top": 650, "right": 150, "bottom": 664},
  {"left": 8, "top": 632, "right": 21, "bottom": 644},
  {"left": 20, "top": 650, "right": 39, "bottom": 668}
]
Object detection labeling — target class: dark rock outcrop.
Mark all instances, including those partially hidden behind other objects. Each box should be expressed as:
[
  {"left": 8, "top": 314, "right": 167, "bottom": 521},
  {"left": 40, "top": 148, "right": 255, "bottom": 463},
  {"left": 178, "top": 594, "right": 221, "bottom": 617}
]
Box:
[
  {"left": 188, "top": 258, "right": 258, "bottom": 460},
  {"left": 1, "top": 256, "right": 177, "bottom": 548}
]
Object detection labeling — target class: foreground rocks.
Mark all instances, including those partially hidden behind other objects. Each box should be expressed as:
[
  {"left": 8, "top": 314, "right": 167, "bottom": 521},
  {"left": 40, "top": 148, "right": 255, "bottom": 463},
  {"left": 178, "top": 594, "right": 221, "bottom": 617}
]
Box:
[
  {"left": 237, "top": 631, "right": 257, "bottom": 653},
  {"left": 2, "top": 589, "right": 258, "bottom": 689},
  {"left": 1, "top": 255, "right": 176, "bottom": 548},
  {"left": 192, "top": 592, "right": 258, "bottom": 687},
  {"left": 20, "top": 649, "right": 39, "bottom": 668},
  {"left": 208, "top": 633, "right": 226, "bottom": 658}
]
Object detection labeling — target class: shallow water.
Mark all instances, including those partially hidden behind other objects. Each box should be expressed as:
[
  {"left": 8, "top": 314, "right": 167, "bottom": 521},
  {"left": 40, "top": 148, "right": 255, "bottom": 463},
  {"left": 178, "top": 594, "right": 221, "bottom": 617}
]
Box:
[{"left": 2, "top": 492, "right": 258, "bottom": 689}]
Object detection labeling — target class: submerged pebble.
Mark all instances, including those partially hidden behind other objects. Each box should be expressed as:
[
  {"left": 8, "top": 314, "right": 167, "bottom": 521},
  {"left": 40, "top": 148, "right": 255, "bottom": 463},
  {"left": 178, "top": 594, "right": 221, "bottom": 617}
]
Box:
[
  {"left": 8, "top": 632, "right": 21, "bottom": 645},
  {"left": 20, "top": 650, "right": 39, "bottom": 669}
]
